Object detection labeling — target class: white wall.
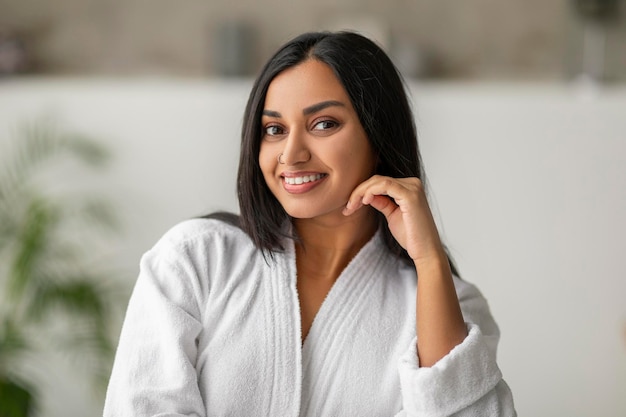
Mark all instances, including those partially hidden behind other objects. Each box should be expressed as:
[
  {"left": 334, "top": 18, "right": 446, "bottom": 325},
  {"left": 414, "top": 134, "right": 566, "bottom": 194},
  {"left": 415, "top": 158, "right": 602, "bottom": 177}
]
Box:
[
  {"left": 411, "top": 83, "right": 626, "bottom": 417},
  {"left": 1, "top": 78, "right": 625, "bottom": 416}
]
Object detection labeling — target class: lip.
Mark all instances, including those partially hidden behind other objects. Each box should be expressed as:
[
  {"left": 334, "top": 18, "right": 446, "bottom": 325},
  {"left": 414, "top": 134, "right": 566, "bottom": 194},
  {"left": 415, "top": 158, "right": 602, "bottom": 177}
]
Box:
[{"left": 280, "top": 171, "right": 327, "bottom": 194}]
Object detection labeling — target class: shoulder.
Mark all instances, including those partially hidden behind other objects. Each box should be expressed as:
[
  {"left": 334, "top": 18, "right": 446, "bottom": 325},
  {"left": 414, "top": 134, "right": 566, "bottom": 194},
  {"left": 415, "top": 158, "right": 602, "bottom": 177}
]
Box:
[
  {"left": 147, "top": 217, "right": 258, "bottom": 269},
  {"left": 136, "top": 217, "right": 265, "bottom": 303},
  {"left": 157, "top": 217, "right": 248, "bottom": 246}
]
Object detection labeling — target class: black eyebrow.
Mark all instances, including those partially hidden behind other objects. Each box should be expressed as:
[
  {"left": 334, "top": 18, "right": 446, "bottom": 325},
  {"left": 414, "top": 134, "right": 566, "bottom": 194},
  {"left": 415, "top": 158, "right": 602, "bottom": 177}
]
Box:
[
  {"left": 302, "top": 100, "right": 345, "bottom": 115},
  {"left": 262, "top": 110, "right": 281, "bottom": 117},
  {"left": 262, "top": 100, "right": 345, "bottom": 119}
]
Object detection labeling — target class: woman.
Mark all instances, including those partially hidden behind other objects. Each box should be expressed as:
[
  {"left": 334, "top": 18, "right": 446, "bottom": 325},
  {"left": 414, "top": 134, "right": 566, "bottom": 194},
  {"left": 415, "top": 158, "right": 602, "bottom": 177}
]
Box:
[{"left": 104, "top": 31, "right": 516, "bottom": 416}]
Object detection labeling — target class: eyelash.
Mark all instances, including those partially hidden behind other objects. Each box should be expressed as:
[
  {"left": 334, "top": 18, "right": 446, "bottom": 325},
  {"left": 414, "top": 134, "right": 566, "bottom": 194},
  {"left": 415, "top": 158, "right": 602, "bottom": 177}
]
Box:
[
  {"left": 264, "top": 125, "right": 284, "bottom": 136},
  {"left": 263, "top": 119, "right": 339, "bottom": 137},
  {"left": 312, "top": 120, "right": 338, "bottom": 131}
]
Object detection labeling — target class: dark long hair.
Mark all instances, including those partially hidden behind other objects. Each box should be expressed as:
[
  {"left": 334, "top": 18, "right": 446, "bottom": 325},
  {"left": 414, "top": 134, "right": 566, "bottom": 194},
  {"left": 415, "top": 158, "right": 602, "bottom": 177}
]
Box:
[{"left": 218, "top": 31, "right": 456, "bottom": 272}]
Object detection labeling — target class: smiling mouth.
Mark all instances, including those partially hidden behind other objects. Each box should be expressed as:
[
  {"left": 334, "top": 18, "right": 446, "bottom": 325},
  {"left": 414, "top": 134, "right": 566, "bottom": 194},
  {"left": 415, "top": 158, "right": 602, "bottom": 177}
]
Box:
[{"left": 282, "top": 173, "right": 326, "bottom": 185}]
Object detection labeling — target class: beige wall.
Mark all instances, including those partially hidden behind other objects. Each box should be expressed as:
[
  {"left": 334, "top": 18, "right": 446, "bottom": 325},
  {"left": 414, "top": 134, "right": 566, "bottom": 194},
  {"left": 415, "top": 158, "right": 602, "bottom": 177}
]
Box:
[
  {"left": 0, "top": 0, "right": 626, "bottom": 79},
  {"left": 1, "top": 0, "right": 624, "bottom": 80}
]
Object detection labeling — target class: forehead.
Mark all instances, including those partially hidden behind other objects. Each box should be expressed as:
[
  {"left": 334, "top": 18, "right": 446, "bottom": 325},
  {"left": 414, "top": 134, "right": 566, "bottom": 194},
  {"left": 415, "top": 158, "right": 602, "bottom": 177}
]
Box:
[{"left": 264, "top": 59, "right": 352, "bottom": 110}]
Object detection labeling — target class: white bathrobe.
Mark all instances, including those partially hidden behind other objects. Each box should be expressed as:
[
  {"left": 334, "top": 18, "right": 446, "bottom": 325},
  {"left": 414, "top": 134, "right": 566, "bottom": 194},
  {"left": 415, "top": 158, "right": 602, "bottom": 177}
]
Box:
[{"left": 104, "top": 219, "right": 516, "bottom": 416}]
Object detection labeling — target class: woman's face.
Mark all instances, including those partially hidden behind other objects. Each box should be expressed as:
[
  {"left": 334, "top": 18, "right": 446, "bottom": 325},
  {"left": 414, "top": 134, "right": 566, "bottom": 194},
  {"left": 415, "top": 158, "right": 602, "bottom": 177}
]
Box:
[{"left": 259, "top": 59, "right": 376, "bottom": 221}]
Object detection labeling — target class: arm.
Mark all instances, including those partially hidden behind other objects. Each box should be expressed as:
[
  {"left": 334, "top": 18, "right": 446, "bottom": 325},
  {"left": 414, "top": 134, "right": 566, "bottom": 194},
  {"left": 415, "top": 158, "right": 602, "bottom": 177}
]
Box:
[
  {"left": 103, "top": 241, "right": 206, "bottom": 417},
  {"left": 413, "top": 244, "right": 466, "bottom": 367},
  {"left": 344, "top": 176, "right": 516, "bottom": 416},
  {"left": 396, "top": 280, "right": 516, "bottom": 416},
  {"left": 344, "top": 176, "right": 466, "bottom": 365}
]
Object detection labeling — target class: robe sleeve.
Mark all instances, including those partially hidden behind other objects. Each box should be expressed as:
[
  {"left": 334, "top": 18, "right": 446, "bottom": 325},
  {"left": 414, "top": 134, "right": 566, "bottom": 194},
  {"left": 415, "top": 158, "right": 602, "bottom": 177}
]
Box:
[
  {"left": 396, "top": 278, "right": 517, "bottom": 417},
  {"left": 103, "top": 236, "right": 207, "bottom": 417}
]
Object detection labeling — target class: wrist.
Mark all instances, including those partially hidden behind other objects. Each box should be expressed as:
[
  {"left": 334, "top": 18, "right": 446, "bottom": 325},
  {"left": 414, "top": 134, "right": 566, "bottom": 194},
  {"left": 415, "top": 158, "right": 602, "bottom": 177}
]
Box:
[{"left": 412, "top": 247, "right": 450, "bottom": 273}]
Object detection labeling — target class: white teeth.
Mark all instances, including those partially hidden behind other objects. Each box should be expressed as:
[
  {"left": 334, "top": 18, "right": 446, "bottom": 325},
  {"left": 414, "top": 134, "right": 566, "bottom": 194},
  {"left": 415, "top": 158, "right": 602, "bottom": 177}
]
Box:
[{"left": 285, "top": 174, "right": 324, "bottom": 185}]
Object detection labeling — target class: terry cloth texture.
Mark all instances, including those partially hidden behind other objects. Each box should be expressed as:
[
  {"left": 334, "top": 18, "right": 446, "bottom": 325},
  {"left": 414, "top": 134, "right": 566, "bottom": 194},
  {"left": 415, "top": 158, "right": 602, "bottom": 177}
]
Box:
[{"left": 104, "top": 218, "right": 516, "bottom": 417}]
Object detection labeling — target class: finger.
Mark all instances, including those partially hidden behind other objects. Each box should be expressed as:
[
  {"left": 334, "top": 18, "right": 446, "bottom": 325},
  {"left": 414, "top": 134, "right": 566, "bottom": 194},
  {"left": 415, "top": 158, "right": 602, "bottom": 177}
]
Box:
[
  {"left": 342, "top": 179, "right": 376, "bottom": 216},
  {"left": 360, "top": 179, "right": 414, "bottom": 208},
  {"left": 342, "top": 197, "right": 365, "bottom": 216},
  {"left": 368, "top": 195, "right": 399, "bottom": 219},
  {"left": 344, "top": 176, "right": 405, "bottom": 216},
  {"left": 343, "top": 183, "right": 387, "bottom": 216}
]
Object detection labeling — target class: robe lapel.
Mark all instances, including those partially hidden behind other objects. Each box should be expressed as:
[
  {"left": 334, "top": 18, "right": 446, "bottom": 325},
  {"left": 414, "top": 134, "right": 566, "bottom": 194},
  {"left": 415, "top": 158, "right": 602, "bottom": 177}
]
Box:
[
  {"left": 265, "top": 242, "right": 303, "bottom": 416},
  {"left": 297, "top": 231, "right": 396, "bottom": 415}
]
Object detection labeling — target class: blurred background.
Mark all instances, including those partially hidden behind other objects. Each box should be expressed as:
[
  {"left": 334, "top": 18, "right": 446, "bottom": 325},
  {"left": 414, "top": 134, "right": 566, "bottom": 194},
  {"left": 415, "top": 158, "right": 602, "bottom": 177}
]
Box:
[
  {"left": 1, "top": 0, "right": 626, "bottom": 80},
  {"left": 0, "top": 0, "right": 625, "bottom": 416}
]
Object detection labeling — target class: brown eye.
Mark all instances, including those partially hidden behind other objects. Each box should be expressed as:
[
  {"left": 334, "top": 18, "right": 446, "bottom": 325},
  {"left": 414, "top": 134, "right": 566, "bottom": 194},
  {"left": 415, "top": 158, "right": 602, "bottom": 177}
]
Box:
[
  {"left": 265, "top": 125, "right": 284, "bottom": 136},
  {"left": 312, "top": 120, "right": 338, "bottom": 131}
]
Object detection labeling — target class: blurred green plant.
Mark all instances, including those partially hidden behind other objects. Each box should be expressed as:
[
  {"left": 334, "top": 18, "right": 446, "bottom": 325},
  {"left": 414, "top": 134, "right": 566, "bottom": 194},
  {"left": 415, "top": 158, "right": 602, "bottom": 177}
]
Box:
[{"left": 0, "top": 119, "right": 123, "bottom": 417}]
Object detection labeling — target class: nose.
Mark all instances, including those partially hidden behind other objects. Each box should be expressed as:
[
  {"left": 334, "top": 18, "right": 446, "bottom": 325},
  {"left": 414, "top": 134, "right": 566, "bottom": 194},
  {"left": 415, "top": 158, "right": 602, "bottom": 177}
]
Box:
[{"left": 280, "top": 129, "right": 311, "bottom": 165}]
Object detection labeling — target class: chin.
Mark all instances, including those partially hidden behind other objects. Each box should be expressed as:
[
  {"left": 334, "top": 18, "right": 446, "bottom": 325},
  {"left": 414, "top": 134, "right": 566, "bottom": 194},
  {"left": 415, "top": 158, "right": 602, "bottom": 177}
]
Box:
[
  {"left": 283, "top": 208, "right": 324, "bottom": 219},
  {"left": 282, "top": 203, "right": 346, "bottom": 221}
]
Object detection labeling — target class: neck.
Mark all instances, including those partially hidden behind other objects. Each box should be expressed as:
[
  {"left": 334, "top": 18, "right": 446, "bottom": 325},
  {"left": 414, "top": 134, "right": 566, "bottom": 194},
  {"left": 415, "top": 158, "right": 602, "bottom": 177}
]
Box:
[{"left": 293, "top": 208, "right": 378, "bottom": 282}]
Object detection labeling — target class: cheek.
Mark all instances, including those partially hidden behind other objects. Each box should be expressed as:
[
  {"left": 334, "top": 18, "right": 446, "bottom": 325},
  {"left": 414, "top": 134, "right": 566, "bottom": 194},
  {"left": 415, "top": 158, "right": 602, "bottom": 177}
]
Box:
[
  {"left": 356, "top": 139, "right": 377, "bottom": 176},
  {"left": 342, "top": 140, "right": 376, "bottom": 179},
  {"left": 258, "top": 145, "right": 276, "bottom": 182}
]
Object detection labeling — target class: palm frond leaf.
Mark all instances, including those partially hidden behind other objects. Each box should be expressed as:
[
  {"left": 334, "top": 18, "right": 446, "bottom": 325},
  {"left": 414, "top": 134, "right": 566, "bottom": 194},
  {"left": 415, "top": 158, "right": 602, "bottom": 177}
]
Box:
[
  {"left": 33, "top": 279, "right": 107, "bottom": 322},
  {"left": 0, "top": 117, "right": 124, "bottom": 410},
  {"left": 0, "top": 118, "right": 109, "bottom": 204},
  {"left": 6, "top": 198, "right": 58, "bottom": 303},
  {"left": 0, "top": 375, "right": 37, "bottom": 417},
  {"left": 0, "top": 319, "right": 31, "bottom": 369}
]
